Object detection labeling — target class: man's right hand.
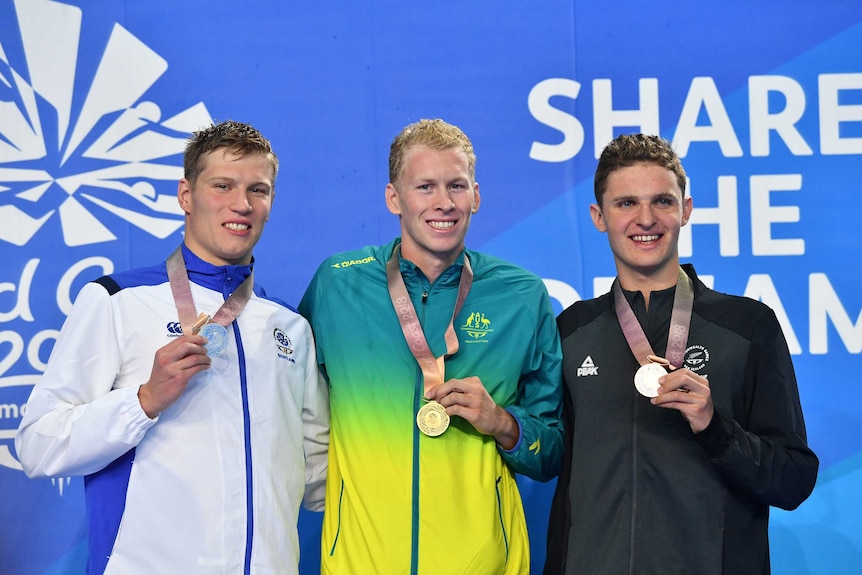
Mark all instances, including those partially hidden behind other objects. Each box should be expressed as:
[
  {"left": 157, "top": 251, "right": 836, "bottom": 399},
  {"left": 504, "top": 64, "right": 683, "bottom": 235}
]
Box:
[{"left": 138, "top": 334, "right": 211, "bottom": 418}]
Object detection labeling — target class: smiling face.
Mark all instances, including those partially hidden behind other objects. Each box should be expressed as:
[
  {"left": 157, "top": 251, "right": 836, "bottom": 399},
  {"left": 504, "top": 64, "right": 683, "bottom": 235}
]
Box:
[
  {"left": 385, "top": 145, "right": 480, "bottom": 282},
  {"left": 591, "top": 161, "right": 692, "bottom": 291},
  {"left": 177, "top": 149, "right": 274, "bottom": 266}
]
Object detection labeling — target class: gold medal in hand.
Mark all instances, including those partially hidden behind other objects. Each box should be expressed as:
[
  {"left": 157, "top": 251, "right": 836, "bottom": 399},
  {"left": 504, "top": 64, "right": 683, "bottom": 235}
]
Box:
[{"left": 417, "top": 400, "right": 450, "bottom": 437}]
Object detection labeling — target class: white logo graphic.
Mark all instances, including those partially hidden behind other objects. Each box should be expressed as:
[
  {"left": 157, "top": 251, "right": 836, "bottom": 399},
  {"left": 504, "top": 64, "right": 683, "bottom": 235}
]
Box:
[
  {"left": 684, "top": 345, "right": 710, "bottom": 372},
  {"left": 576, "top": 355, "right": 599, "bottom": 377},
  {"left": 0, "top": 1, "right": 213, "bottom": 481},
  {"left": 0, "top": 0, "right": 213, "bottom": 247}
]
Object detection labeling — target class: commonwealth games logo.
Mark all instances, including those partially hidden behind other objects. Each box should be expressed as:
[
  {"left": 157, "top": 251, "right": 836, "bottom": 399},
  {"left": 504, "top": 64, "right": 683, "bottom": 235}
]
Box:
[
  {"left": 0, "top": 0, "right": 213, "bottom": 247},
  {"left": 460, "top": 311, "right": 494, "bottom": 343},
  {"left": 0, "top": 0, "right": 213, "bottom": 475}
]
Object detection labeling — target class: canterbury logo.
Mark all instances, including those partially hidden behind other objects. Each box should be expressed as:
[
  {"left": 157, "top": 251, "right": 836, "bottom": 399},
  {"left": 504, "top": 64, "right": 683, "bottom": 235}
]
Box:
[
  {"left": 529, "top": 439, "right": 541, "bottom": 454},
  {"left": 166, "top": 322, "right": 183, "bottom": 335}
]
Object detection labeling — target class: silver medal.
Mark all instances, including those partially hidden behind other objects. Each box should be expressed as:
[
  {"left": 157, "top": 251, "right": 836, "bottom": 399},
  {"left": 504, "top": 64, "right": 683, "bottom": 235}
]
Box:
[{"left": 634, "top": 362, "right": 667, "bottom": 398}]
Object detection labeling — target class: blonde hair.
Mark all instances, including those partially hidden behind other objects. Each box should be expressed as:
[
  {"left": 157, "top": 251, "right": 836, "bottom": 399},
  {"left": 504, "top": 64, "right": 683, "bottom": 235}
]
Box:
[{"left": 388, "top": 119, "right": 476, "bottom": 185}]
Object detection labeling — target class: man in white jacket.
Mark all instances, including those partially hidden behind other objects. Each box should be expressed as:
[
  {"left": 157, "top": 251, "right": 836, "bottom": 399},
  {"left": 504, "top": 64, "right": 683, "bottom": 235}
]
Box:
[{"left": 16, "top": 120, "right": 329, "bottom": 575}]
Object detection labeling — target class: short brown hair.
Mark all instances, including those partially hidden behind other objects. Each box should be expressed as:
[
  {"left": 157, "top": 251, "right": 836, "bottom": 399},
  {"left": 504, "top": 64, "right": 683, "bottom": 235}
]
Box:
[
  {"left": 594, "top": 134, "right": 686, "bottom": 205},
  {"left": 389, "top": 119, "right": 476, "bottom": 185},
  {"left": 184, "top": 120, "right": 278, "bottom": 184}
]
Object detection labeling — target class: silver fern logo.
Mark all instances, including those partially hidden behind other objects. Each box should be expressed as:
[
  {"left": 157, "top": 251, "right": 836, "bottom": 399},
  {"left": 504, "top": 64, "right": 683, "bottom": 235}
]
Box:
[{"left": 0, "top": 0, "right": 213, "bottom": 247}]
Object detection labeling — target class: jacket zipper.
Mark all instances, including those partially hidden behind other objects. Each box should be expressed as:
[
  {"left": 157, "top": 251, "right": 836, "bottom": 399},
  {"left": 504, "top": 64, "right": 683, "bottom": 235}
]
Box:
[{"left": 410, "top": 285, "right": 431, "bottom": 575}]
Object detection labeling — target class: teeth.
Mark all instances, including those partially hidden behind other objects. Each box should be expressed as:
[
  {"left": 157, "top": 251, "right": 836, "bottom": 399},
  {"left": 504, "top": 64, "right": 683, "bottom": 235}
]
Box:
[
  {"left": 224, "top": 223, "right": 249, "bottom": 231},
  {"left": 632, "top": 235, "right": 659, "bottom": 242},
  {"left": 429, "top": 221, "right": 454, "bottom": 230}
]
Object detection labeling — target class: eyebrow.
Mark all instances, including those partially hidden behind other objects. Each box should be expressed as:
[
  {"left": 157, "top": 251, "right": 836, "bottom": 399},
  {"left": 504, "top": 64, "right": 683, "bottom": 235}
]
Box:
[
  {"left": 612, "top": 191, "right": 678, "bottom": 201},
  {"left": 207, "top": 176, "right": 272, "bottom": 187}
]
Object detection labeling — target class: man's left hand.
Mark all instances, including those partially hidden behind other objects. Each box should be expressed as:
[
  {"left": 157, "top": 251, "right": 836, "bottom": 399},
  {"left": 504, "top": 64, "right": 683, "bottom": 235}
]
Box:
[{"left": 651, "top": 366, "right": 714, "bottom": 433}]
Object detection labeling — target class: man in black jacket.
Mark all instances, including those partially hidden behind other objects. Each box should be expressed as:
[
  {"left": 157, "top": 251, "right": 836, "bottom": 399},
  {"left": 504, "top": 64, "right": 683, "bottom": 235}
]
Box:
[{"left": 544, "top": 133, "right": 818, "bottom": 575}]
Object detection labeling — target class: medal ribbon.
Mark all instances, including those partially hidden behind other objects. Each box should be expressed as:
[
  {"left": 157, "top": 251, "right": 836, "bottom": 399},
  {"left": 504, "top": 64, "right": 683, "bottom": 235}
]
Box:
[
  {"left": 386, "top": 245, "right": 473, "bottom": 394},
  {"left": 613, "top": 267, "right": 694, "bottom": 368},
  {"left": 166, "top": 246, "right": 254, "bottom": 335}
]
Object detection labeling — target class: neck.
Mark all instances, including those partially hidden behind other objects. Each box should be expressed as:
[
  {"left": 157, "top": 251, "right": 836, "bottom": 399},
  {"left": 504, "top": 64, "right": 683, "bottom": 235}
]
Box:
[
  {"left": 410, "top": 257, "right": 451, "bottom": 285},
  {"left": 398, "top": 245, "right": 461, "bottom": 285},
  {"left": 182, "top": 242, "right": 252, "bottom": 268},
  {"left": 617, "top": 265, "right": 680, "bottom": 311}
]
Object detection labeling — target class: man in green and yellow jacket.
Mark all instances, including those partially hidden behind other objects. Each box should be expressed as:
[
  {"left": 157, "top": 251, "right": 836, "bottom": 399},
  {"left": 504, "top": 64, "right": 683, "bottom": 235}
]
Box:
[{"left": 300, "top": 119, "right": 563, "bottom": 574}]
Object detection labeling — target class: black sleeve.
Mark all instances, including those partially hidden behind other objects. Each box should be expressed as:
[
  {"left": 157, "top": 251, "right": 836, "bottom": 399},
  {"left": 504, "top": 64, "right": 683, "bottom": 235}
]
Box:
[{"left": 694, "top": 307, "right": 819, "bottom": 510}]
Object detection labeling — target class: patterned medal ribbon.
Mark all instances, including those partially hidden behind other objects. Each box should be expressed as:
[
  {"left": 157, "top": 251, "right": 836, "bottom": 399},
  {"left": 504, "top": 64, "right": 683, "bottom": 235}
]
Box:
[
  {"left": 613, "top": 267, "right": 694, "bottom": 397},
  {"left": 386, "top": 245, "right": 473, "bottom": 436},
  {"left": 166, "top": 246, "right": 254, "bottom": 357}
]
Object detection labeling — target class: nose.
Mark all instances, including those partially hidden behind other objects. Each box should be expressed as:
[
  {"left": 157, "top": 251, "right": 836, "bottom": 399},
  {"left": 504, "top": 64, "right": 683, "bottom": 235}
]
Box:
[
  {"left": 231, "top": 190, "right": 253, "bottom": 214},
  {"left": 635, "top": 203, "right": 655, "bottom": 226},
  {"left": 433, "top": 189, "right": 455, "bottom": 211}
]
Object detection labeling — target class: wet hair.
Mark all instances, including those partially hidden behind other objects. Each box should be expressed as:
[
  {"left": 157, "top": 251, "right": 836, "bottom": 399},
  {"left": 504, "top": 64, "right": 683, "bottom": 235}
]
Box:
[
  {"left": 183, "top": 120, "right": 278, "bottom": 184},
  {"left": 594, "top": 133, "right": 686, "bottom": 205},
  {"left": 388, "top": 119, "right": 476, "bottom": 185}
]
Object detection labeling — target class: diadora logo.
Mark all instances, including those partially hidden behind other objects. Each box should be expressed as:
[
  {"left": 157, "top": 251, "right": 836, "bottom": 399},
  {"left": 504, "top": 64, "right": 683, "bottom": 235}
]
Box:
[
  {"left": 0, "top": 0, "right": 212, "bottom": 248},
  {"left": 331, "top": 256, "right": 376, "bottom": 269},
  {"left": 166, "top": 322, "right": 183, "bottom": 337},
  {"left": 684, "top": 345, "right": 710, "bottom": 372},
  {"left": 460, "top": 311, "right": 493, "bottom": 343},
  {"left": 273, "top": 328, "right": 296, "bottom": 363},
  {"left": 576, "top": 356, "right": 599, "bottom": 377}
]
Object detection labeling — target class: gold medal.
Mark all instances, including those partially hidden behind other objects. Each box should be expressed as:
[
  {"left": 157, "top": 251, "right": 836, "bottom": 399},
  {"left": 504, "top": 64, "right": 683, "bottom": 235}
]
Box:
[{"left": 417, "top": 401, "right": 450, "bottom": 437}]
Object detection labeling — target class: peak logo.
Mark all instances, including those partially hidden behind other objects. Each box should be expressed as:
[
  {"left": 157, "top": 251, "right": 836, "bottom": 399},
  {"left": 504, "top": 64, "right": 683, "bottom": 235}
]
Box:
[
  {"left": 0, "top": 0, "right": 213, "bottom": 248},
  {"left": 576, "top": 356, "right": 598, "bottom": 377}
]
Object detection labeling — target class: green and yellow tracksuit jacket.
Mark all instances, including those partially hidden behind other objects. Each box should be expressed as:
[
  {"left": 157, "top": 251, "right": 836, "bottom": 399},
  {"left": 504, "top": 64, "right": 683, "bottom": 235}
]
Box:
[{"left": 299, "top": 239, "right": 563, "bottom": 575}]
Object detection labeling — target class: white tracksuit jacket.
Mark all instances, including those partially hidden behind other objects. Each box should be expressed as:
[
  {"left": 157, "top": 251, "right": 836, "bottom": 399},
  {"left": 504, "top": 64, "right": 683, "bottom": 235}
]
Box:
[{"left": 16, "top": 245, "right": 329, "bottom": 575}]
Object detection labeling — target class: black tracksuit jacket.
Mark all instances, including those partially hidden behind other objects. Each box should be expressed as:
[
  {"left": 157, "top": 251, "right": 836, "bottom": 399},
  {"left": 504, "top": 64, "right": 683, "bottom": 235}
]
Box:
[{"left": 544, "top": 265, "right": 818, "bottom": 575}]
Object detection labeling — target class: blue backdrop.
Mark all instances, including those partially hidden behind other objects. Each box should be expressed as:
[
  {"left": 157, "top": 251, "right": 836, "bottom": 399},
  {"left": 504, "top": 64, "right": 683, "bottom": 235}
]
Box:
[{"left": 1, "top": 1, "right": 861, "bottom": 573}]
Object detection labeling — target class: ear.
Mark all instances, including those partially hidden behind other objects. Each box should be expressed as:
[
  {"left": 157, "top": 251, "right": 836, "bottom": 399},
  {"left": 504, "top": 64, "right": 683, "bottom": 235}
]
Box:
[
  {"left": 471, "top": 182, "right": 481, "bottom": 214},
  {"left": 681, "top": 196, "right": 693, "bottom": 226},
  {"left": 177, "top": 179, "right": 192, "bottom": 214},
  {"left": 385, "top": 183, "right": 402, "bottom": 216},
  {"left": 590, "top": 203, "right": 606, "bottom": 232}
]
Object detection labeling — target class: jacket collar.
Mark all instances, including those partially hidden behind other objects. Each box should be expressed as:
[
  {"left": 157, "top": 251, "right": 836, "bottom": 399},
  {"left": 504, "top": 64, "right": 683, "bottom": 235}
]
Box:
[
  {"left": 181, "top": 243, "right": 254, "bottom": 297},
  {"left": 389, "top": 237, "right": 466, "bottom": 287}
]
